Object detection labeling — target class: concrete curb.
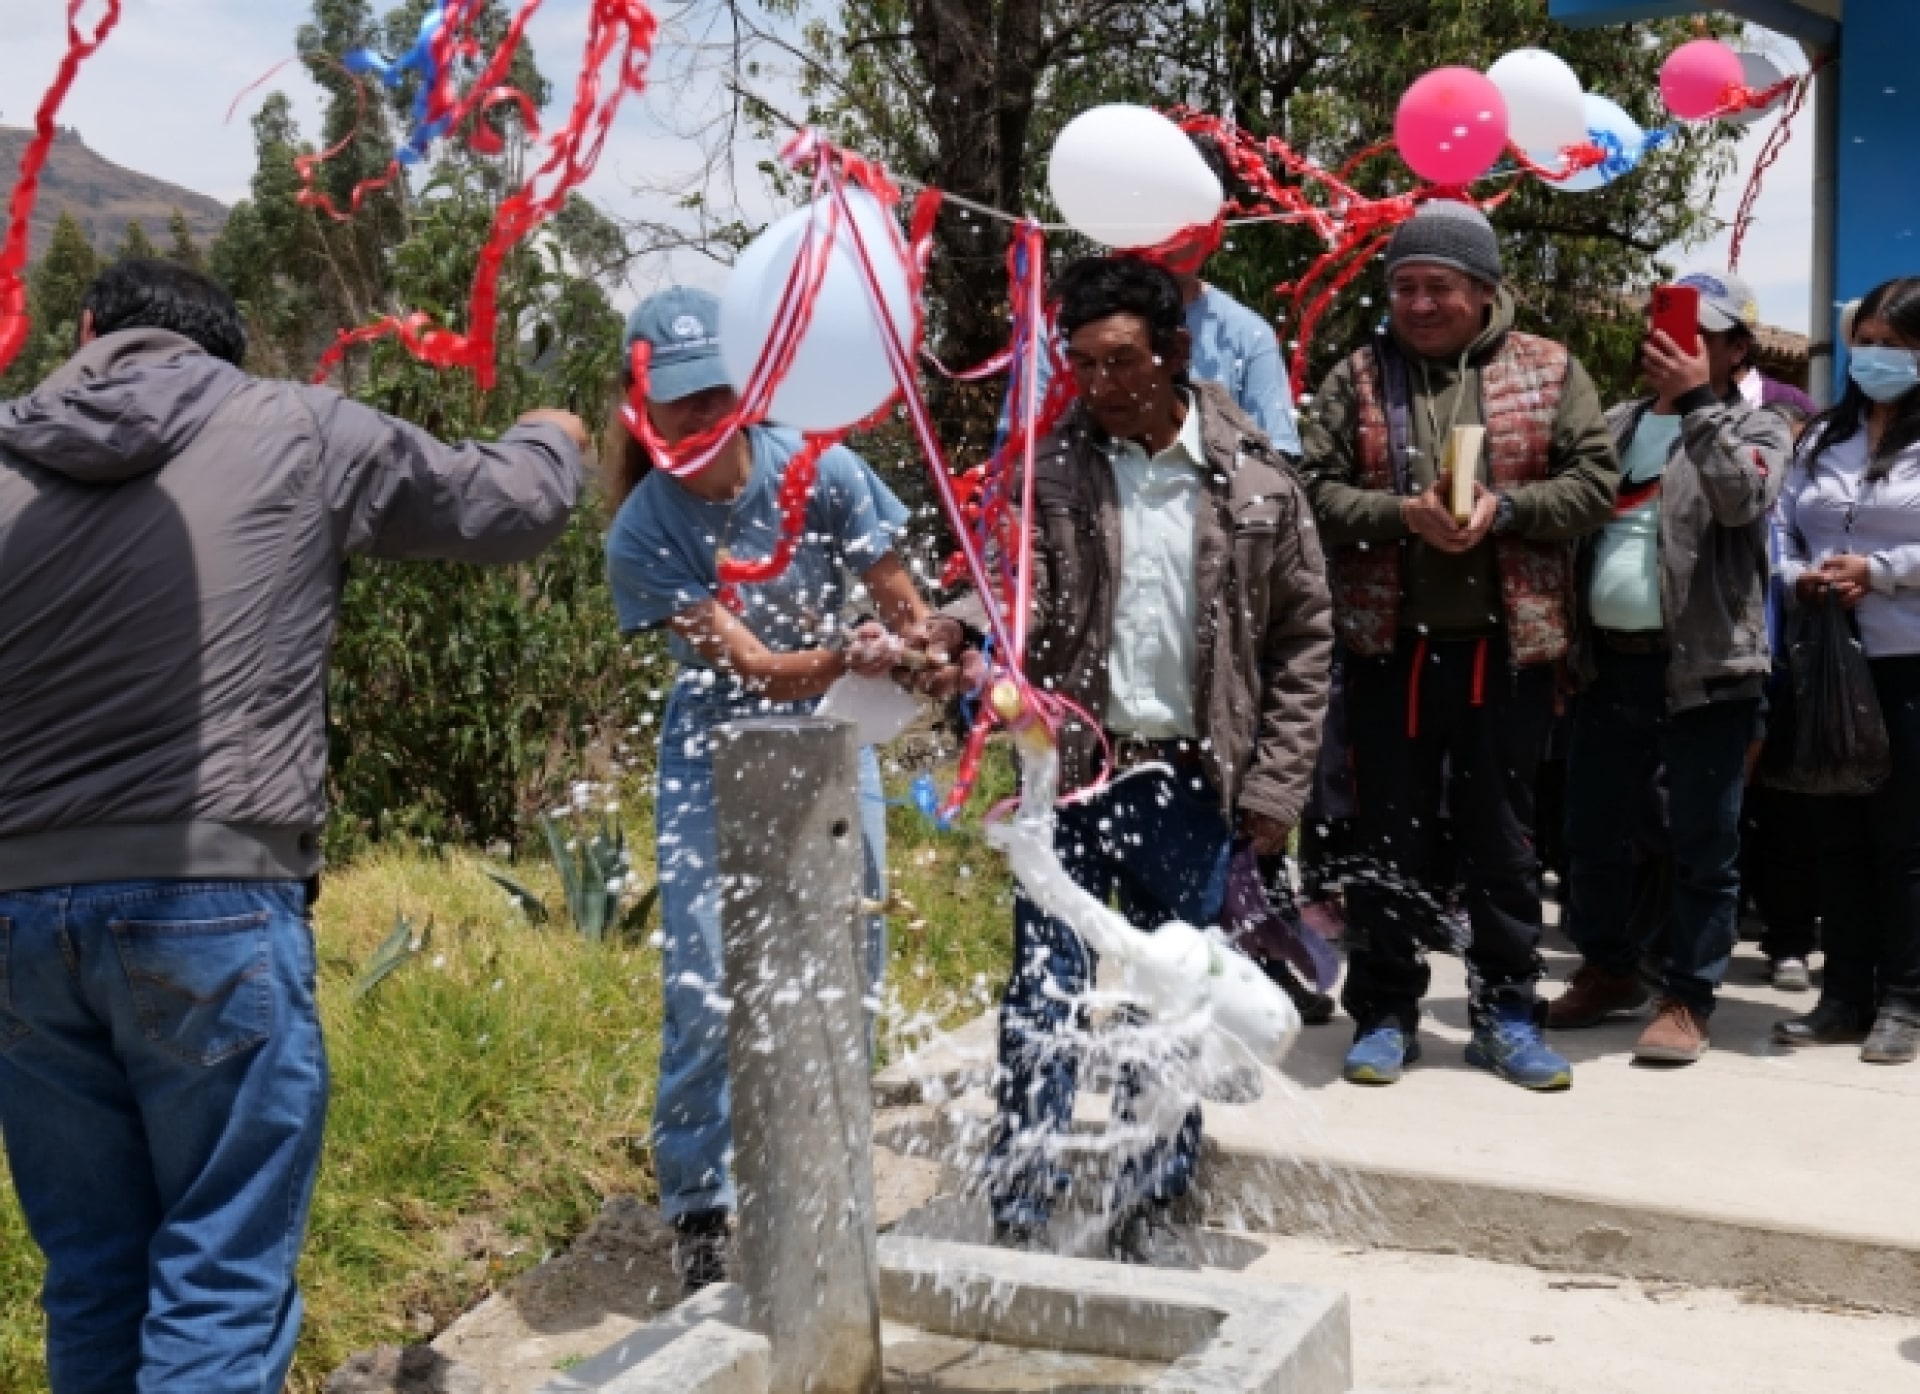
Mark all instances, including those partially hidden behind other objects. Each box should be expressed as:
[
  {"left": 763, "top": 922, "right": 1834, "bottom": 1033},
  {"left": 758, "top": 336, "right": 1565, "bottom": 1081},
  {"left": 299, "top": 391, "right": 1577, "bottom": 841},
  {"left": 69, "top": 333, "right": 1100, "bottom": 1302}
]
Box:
[
  {"left": 880, "top": 1098, "right": 1920, "bottom": 1318},
  {"left": 1197, "top": 1142, "right": 1920, "bottom": 1318},
  {"left": 539, "top": 1237, "right": 1354, "bottom": 1392}
]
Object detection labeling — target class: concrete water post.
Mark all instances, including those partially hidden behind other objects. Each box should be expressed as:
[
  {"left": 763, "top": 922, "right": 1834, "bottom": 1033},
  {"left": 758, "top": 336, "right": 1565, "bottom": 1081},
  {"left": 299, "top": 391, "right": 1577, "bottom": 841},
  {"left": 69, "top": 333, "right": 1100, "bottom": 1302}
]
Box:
[{"left": 712, "top": 716, "right": 882, "bottom": 1394}]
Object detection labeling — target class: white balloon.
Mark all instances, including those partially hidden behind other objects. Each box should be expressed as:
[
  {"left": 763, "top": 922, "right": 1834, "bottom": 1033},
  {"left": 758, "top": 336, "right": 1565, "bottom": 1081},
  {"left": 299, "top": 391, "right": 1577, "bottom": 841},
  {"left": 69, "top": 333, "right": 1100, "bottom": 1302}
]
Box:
[
  {"left": 1487, "top": 48, "right": 1588, "bottom": 154},
  {"left": 1048, "top": 104, "right": 1223, "bottom": 249},
  {"left": 719, "top": 189, "right": 917, "bottom": 433},
  {"left": 1727, "top": 52, "right": 1786, "bottom": 128},
  {"left": 1531, "top": 93, "right": 1643, "bottom": 194}
]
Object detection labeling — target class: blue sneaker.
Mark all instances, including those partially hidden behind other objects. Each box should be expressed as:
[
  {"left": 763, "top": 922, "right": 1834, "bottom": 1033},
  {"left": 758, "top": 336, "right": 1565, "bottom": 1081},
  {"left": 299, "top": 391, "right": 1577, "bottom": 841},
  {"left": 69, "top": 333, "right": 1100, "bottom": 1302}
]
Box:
[
  {"left": 1343, "top": 1025, "right": 1420, "bottom": 1085},
  {"left": 1467, "top": 1006, "right": 1573, "bottom": 1091}
]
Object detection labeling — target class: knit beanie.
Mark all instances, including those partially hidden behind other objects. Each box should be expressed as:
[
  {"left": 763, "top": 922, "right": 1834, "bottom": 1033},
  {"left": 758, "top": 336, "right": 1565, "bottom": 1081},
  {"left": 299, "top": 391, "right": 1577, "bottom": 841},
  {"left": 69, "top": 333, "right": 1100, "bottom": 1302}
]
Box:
[{"left": 1383, "top": 201, "right": 1503, "bottom": 287}]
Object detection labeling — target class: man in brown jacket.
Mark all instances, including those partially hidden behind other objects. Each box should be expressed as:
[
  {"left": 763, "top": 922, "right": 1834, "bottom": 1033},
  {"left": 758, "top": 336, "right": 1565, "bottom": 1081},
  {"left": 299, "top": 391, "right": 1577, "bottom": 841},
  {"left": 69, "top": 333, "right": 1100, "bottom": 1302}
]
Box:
[
  {"left": 921, "top": 256, "right": 1331, "bottom": 1263},
  {"left": 1299, "top": 201, "right": 1618, "bottom": 1092}
]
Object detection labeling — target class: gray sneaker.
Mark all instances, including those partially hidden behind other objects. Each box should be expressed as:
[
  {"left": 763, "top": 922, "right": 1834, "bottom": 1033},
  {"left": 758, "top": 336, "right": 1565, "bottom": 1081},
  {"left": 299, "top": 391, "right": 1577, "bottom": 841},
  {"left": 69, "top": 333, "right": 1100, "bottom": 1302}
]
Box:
[{"left": 1771, "top": 958, "right": 1812, "bottom": 993}]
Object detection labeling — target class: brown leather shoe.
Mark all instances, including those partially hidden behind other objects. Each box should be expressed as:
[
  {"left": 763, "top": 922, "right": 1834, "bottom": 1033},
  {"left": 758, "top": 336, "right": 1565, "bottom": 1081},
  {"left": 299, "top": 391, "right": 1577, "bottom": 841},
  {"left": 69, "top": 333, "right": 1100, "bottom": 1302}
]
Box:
[
  {"left": 1635, "top": 998, "right": 1709, "bottom": 1064},
  {"left": 1546, "top": 965, "right": 1651, "bottom": 1029}
]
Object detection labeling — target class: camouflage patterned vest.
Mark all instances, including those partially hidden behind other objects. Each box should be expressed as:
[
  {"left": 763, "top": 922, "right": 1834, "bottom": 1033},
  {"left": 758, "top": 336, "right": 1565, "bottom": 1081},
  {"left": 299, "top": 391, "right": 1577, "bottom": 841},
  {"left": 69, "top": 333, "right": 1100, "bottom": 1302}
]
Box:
[{"left": 1333, "top": 331, "right": 1576, "bottom": 667}]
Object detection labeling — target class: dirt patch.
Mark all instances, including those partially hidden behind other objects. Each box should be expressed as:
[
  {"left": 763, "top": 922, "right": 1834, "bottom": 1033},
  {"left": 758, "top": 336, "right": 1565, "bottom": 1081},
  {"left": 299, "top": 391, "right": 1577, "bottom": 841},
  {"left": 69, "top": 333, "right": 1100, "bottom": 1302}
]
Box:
[
  {"left": 431, "top": 1197, "right": 678, "bottom": 1394},
  {"left": 424, "top": 1137, "right": 947, "bottom": 1394}
]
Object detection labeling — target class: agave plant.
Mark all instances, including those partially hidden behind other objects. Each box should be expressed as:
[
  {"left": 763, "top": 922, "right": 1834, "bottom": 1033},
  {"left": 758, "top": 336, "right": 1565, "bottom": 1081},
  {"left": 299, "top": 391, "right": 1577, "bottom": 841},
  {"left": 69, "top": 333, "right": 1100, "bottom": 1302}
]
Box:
[
  {"left": 488, "top": 812, "right": 659, "bottom": 944},
  {"left": 354, "top": 913, "right": 432, "bottom": 1002}
]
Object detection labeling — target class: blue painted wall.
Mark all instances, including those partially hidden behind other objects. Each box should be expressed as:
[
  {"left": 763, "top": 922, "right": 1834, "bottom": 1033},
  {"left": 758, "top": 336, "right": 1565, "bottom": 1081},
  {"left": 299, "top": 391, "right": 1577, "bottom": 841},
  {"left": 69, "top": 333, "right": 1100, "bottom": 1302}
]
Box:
[{"left": 1833, "top": 2, "right": 1916, "bottom": 313}]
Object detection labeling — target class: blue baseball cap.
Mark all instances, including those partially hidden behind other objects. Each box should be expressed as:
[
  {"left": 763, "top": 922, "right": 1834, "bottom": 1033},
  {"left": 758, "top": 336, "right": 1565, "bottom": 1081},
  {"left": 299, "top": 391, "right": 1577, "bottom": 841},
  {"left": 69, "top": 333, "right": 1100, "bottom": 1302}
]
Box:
[{"left": 624, "top": 287, "right": 731, "bottom": 403}]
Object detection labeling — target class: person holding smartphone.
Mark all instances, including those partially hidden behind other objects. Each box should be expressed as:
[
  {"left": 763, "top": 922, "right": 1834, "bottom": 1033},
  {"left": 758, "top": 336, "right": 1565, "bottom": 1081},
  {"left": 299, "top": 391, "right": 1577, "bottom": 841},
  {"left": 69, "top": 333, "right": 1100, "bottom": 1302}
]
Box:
[{"left": 1548, "top": 270, "right": 1793, "bottom": 1064}]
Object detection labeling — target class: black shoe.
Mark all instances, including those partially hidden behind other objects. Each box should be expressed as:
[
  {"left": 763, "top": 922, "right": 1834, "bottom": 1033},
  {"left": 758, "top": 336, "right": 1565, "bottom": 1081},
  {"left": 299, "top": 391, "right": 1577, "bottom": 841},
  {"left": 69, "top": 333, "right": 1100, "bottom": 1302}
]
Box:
[
  {"left": 1772, "top": 1000, "right": 1873, "bottom": 1047},
  {"left": 1261, "top": 957, "right": 1335, "bottom": 1026},
  {"left": 1106, "top": 1201, "right": 1198, "bottom": 1269},
  {"left": 991, "top": 1219, "right": 1048, "bottom": 1252},
  {"left": 672, "top": 1209, "right": 730, "bottom": 1294},
  {"left": 1862, "top": 1010, "right": 1920, "bottom": 1065}
]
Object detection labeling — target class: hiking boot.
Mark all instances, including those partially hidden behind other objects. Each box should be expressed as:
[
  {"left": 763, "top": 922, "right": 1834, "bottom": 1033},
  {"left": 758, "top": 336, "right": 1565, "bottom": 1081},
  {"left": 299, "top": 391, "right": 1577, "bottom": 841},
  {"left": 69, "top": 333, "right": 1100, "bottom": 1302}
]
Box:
[
  {"left": 1635, "top": 998, "right": 1709, "bottom": 1064},
  {"left": 672, "top": 1209, "right": 730, "bottom": 1294},
  {"left": 1466, "top": 1005, "right": 1573, "bottom": 1091},
  {"left": 1262, "top": 957, "right": 1335, "bottom": 1026},
  {"left": 1106, "top": 1200, "right": 1198, "bottom": 1269},
  {"left": 1773, "top": 999, "right": 1872, "bottom": 1047},
  {"left": 1546, "top": 964, "right": 1651, "bottom": 1029},
  {"left": 1343, "top": 1024, "right": 1420, "bottom": 1085},
  {"left": 1861, "top": 1010, "right": 1920, "bottom": 1065},
  {"left": 1770, "top": 957, "right": 1813, "bottom": 993}
]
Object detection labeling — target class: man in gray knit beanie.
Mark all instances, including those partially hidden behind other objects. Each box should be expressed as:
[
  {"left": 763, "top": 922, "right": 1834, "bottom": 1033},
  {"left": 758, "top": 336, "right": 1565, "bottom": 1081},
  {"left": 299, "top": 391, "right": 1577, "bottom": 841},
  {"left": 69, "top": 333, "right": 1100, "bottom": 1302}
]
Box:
[
  {"left": 1383, "top": 200, "right": 1505, "bottom": 290},
  {"left": 1297, "top": 198, "right": 1619, "bottom": 1093}
]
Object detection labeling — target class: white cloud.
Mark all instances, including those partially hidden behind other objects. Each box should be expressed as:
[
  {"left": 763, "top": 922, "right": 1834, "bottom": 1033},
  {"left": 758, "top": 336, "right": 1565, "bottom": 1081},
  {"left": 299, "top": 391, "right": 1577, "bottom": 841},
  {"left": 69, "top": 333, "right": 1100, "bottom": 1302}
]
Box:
[{"left": 0, "top": 0, "right": 788, "bottom": 298}]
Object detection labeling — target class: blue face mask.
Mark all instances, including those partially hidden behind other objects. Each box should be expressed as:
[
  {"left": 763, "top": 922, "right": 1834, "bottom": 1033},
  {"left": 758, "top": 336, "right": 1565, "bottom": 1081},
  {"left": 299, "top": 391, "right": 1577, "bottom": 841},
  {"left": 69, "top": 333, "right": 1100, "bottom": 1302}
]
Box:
[{"left": 1849, "top": 346, "right": 1920, "bottom": 404}]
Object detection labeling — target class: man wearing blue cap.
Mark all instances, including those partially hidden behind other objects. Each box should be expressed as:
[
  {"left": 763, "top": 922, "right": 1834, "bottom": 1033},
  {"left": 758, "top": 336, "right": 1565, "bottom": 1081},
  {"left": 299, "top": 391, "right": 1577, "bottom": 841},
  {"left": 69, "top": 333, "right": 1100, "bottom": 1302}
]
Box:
[{"left": 603, "top": 286, "right": 971, "bottom": 1294}]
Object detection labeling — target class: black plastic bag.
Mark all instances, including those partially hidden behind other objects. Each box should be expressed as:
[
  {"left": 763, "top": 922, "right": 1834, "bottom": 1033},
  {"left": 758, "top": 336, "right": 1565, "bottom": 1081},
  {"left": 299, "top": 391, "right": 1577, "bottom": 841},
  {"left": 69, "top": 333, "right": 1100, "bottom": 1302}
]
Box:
[{"left": 1758, "top": 591, "right": 1892, "bottom": 797}]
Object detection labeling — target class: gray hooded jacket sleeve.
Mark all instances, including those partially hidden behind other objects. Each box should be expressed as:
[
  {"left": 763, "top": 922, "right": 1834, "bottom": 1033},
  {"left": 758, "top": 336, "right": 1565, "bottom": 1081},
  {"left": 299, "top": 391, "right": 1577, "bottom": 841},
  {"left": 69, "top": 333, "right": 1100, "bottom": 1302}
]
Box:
[
  {"left": 0, "top": 329, "right": 583, "bottom": 891},
  {"left": 306, "top": 389, "right": 580, "bottom": 562}
]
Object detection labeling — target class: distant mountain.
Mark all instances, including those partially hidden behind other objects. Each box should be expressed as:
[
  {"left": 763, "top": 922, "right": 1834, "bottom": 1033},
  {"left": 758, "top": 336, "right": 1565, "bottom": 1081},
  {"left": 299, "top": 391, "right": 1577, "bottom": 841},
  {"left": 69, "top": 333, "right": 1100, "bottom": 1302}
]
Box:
[{"left": 0, "top": 125, "right": 229, "bottom": 261}]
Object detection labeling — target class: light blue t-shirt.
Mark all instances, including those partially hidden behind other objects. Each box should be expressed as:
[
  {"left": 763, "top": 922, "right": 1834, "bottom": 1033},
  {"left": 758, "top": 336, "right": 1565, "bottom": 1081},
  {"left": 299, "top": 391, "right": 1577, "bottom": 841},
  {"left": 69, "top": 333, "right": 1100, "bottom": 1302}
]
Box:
[
  {"left": 999, "top": 285, "right": 1302, "bottom": 455},
  {"left": 1589, "top": 412, "right": 1682, "bottom": 633},
  {"left": 605, "top": 428, "right": 908, "bottom": 667},
  {"left": 1184, "top": 285, "right": 1301, "bottom": 454}
]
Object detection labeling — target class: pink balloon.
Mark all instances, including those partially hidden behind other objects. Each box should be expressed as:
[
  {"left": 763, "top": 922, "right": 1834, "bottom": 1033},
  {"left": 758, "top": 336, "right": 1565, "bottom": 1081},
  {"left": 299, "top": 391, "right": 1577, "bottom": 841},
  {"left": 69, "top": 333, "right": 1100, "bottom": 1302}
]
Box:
[
  {"left": 1395, "top": 68, "right": 1511, "bottom": 186},
  {"left": 1661, "top": 39, "right": 1745, "bottom": 121}
]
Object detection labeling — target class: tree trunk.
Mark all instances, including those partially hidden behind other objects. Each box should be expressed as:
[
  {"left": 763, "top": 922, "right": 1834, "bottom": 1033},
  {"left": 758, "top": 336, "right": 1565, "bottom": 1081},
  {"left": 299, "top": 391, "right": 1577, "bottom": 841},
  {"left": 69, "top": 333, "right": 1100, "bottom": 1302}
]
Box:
[{"left": 909, "top": 0, "right": 1048, "bottom": 455}]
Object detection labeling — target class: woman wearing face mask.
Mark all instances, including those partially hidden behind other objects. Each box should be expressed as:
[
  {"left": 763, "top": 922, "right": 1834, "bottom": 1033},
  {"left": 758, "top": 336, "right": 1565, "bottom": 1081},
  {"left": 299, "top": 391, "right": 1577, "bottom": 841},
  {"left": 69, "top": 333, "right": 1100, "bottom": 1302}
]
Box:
[{"left": 1772, "top": 276, "right": 1920, "bottom": 1062}]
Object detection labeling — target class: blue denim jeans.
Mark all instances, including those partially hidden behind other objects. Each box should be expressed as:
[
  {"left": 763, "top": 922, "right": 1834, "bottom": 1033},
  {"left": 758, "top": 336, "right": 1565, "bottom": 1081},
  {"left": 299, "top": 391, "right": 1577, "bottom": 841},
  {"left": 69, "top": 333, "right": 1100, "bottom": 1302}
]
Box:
[
  {"left": 0, "top": 880, "right": 327, "bottom": 1394},
  {"left": 989, "top": 766, "right": 1231, "bottom": 1229},
  {"left": 1564, "top": 647, "right": 1757, "bottom": 1015},
  {"left": 651, "top": 676, "right": 887, "bottom": 1222}
]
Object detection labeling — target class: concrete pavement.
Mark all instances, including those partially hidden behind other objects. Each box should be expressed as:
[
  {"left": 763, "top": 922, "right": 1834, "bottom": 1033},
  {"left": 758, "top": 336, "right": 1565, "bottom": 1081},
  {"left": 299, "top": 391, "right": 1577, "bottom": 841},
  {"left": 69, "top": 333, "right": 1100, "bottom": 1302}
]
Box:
[{"left": 877, "top": 929, "right": 1920, "bottom": 1314}]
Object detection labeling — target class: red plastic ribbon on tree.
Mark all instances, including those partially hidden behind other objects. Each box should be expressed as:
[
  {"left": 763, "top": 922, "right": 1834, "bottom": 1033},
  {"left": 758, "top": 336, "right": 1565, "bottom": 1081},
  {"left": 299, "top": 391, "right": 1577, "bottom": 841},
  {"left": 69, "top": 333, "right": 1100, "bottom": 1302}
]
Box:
[
  {"left": 311, "top": 0, "right": 659, "bottom": 390},
  {"left": 0, "top": 0, "right": 125, "bottom": 379},
  {"left": 1172, "top": 111, "right": 1522, "bottom": 395}
]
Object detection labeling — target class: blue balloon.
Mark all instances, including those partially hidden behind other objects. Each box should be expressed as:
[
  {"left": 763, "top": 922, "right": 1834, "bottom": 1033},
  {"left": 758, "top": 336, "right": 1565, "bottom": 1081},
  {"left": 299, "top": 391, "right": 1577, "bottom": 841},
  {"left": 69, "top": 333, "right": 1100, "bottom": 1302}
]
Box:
[
  {"left": 341, "top": 1, "right": 452, "bottom": 167},
  {"left": 1532, "top": 93, "right": 1646, "bottom": 194},
  {"left": 909, "top": 774, "right": 942, "bottom": 822}
]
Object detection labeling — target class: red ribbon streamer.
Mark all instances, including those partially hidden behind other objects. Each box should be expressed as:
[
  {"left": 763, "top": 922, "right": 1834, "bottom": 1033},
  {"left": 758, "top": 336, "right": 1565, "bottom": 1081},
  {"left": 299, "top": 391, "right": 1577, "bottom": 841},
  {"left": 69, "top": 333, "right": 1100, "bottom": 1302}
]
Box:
[
  {"left": 0, "top": 0, "right": 125, "bottom": 379},
  {"left": 312, "top": 0, "right": 658, "bottom": 390},
  {"left": 1727, "top": 62, "right": 1824, "bottom": 273}
]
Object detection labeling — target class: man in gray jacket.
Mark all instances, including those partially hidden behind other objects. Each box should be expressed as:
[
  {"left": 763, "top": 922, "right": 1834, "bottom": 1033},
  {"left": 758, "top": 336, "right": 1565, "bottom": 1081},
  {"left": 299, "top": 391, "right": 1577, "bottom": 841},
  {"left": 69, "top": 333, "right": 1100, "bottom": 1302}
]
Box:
[
  {"left": 1547, "top": 270, "right": 1793, "bottom": 1065},
  {"left": 0, "top": 259, "right": 587, "bottom": 1393}
]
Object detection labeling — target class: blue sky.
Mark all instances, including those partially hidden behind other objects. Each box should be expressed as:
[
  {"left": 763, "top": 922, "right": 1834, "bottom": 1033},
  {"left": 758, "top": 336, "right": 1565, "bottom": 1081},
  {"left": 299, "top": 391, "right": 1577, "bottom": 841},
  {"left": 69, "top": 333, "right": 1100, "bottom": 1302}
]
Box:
[{"left": 0, "top": 1, "right": 1818, "bottom": 331}]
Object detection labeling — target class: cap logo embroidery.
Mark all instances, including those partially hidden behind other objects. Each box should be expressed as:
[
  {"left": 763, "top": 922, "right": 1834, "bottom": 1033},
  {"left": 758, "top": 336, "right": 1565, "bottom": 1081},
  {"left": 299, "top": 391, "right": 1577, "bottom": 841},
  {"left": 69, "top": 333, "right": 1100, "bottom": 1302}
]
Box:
[{"left": 672, "top": 314, "right": 705, "bottom": 339}]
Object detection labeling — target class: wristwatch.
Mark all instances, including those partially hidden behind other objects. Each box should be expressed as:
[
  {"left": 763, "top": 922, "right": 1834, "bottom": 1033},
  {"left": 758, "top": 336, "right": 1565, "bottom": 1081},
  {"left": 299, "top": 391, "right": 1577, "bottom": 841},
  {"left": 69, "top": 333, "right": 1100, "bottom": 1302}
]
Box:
[{"left": 1492, "top": 493, "right": 1518, "bottom": 536}]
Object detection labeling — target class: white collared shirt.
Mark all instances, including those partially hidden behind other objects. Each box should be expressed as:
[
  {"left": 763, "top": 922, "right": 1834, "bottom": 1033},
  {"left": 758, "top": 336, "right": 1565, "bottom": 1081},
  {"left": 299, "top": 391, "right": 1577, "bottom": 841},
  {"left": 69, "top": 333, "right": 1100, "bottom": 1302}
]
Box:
[{"left": 1105, "top": 398, "right": 1206, "bottom": 738}]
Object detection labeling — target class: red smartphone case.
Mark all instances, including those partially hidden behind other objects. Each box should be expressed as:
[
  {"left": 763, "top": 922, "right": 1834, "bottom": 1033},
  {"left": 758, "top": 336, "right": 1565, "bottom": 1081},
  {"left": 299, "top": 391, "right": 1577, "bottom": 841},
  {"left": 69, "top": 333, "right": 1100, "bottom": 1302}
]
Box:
[{"left": 1651, "top": 285, "right": 1702, "bottom": 355}]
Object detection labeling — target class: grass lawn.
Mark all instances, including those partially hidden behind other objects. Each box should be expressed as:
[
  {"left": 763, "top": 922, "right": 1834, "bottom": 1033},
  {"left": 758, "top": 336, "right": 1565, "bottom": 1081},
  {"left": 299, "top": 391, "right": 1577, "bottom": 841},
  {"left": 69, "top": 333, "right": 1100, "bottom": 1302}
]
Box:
[{"left": 0, "top": 754, "right": 1014, "bottom": 1392}]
